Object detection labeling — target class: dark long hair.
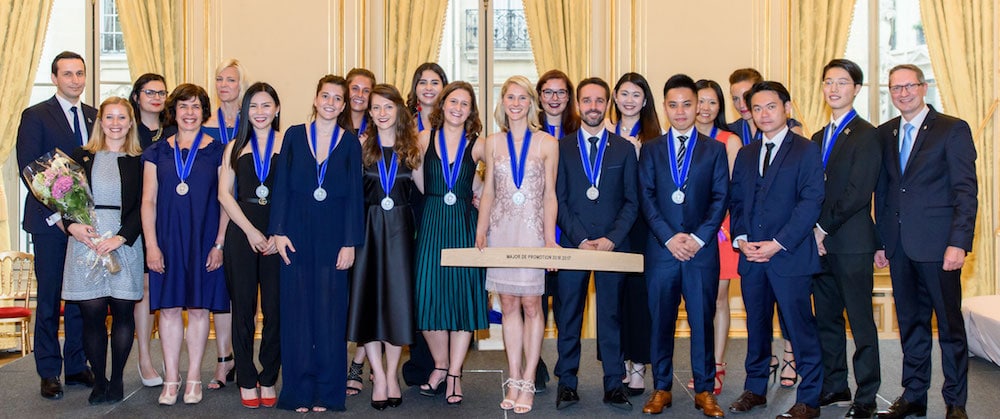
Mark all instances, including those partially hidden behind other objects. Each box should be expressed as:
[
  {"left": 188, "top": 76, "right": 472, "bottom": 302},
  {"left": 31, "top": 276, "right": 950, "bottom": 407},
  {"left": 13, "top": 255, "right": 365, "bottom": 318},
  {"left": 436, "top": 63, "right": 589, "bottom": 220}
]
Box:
[
  {"left": 429, "top": 81, "right": 483, "bottom": 142},
  {"left": 129, "top": 73, "right": 169, "bottom": 127},
  {"left": 695, "top": 79, "right": 731, "bottom": 132},
  {"left": 364, "top": 84, "right": 422, "bottom": 169},
  {"left": 611, "top": 72, "right": 661, "bottom": 143},
  {"left": 405, "top": 62, "right": 449, "bottom": 114},
  {"left": 535, "top": 69, "right": 581, "bottom": 135},
  {"left": 230, "top": 82, "right": 281, "bottom": 170}
]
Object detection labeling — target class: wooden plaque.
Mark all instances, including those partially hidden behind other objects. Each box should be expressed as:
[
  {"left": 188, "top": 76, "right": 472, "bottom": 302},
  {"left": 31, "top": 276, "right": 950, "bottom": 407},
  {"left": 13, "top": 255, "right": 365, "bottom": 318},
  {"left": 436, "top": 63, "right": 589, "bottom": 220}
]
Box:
[{"left": 441, "top": 247, "right": 644, "bottom": 273}]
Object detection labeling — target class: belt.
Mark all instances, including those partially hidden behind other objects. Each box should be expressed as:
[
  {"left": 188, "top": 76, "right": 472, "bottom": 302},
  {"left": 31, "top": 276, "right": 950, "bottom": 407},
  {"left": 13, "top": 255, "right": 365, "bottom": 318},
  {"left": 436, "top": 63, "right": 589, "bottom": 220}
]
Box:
[
  {"left": 241, "top": 197, "right": 269, "bottom": 206},
  {"left": 94, "top": 205, "right": 121, "bottom": 210}
]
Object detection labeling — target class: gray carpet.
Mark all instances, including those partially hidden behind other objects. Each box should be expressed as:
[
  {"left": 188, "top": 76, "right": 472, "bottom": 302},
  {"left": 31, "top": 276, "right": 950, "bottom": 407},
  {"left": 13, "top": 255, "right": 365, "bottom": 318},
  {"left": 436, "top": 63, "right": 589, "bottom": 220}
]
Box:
[{"left": 2, "top": 338, "right": 999, "bottom": 418}]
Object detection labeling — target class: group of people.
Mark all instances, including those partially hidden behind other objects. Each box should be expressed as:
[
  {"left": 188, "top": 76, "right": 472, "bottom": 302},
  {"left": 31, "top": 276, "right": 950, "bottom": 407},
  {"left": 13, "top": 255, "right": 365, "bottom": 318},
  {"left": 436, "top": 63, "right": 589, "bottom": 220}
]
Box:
[{"left": 15, "top": 50, "right": 976, "bottom": 419}]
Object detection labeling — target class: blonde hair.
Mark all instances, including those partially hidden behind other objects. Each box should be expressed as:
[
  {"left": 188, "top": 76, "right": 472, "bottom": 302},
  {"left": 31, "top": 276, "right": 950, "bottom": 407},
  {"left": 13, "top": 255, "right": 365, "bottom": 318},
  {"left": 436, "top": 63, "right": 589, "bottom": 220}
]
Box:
[
  {"left": 84, "top": 97, "right": 142, "bottom": 156},
  {"left": 214, "top": 58, "right": 250, "bottom": 104},
  {"left": 494, "top": 75, "right": 541, "bottom": 133}
]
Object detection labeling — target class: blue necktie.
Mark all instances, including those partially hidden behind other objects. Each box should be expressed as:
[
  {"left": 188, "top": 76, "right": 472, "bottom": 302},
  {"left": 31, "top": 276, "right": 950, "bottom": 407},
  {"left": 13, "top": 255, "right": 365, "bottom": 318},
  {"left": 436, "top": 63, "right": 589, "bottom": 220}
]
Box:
[
  {"left": 899, "top": 123, "right": 915, "bottom": 172},
  {"left": 588, "top": 136, "right": 599, "bottom": 166},
  {"left": 676, "top": 136, "right": 688, "bottom": 172},
  {"left": 70, "top": 106, "right": 84, "bottom": 146}
]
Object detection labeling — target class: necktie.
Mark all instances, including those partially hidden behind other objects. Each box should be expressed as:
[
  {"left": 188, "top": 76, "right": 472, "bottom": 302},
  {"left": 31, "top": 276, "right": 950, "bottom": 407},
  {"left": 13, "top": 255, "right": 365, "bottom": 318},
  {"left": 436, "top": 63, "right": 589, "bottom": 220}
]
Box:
[
  {"left": 899, "top": 122, "right": 915, "bottom": 172},
  {"left": 676, "top": 135, "right": 688, "bottom": 172},
  {"left": 70, "top": 106, "right": 84, "bottom": 146},
  {"left": 762, "top": 142, "right": 775, "bottom": 177},
  {"left": 588, "top": 136, "right": 599, "bottom": 167}
]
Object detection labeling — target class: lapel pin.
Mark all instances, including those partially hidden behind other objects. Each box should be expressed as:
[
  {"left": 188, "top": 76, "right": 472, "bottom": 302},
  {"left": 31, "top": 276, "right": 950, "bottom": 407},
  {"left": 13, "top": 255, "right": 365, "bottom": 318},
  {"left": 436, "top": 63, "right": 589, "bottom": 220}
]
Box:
[
  {"left": 844, "top": 128, "right": 851, "bottom": 135},
  {"left": 893, "top": 129, "right": 898, "bottom": 136}
]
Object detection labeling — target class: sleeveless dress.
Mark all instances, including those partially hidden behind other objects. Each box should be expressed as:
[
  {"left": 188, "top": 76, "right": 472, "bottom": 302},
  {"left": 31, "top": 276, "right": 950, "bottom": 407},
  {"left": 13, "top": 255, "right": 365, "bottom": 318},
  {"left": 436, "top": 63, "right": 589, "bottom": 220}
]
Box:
[
  {"left": 485, "top": 135, "right": 546, "bottom": 296},
  {"left": 62, "top": 151, "right": 144, "bottom": 301},
  {"left": 713, "top": 130, "right": 740, "bottom": 280},
  {"left": 414, "top": 132, "right": 488, "bottom": 331},
  {"left": 142, "top": 138, "right": 228, "bottom": 311},
  {"left": 347, "top": 146, "right": 418, "bottom": 346}
]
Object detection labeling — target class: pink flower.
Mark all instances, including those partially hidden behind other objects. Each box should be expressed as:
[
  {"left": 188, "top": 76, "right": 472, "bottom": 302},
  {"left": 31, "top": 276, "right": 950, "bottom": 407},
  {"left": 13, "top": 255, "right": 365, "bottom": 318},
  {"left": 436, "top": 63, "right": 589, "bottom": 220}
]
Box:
[{"left": 51, "top": 175, "right": 73, "bottom": 199}]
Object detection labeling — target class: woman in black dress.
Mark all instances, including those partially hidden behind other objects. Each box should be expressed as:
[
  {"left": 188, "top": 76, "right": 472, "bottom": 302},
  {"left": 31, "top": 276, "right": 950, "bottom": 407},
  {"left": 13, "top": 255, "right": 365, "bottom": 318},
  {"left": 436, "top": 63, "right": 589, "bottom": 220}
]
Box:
[{"left": 218, "top": 82, "right": 283, "bottom": 408}]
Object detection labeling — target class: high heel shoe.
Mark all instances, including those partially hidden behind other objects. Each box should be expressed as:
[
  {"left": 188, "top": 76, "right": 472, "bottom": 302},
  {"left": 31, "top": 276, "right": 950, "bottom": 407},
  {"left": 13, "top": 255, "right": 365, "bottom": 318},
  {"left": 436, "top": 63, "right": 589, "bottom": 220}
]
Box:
[
  {"left": 346, "top": 361, "right": 364, "bottom": 396},
  {"left": 387, "top": 396, "right": 402, "bottom": 408},
  {"left": 626, "top": 362, "right": 645, "bottom": 396},
  {"left": 371, "top": 397, "right": 389, "bottom": 410},
  {"left": 780, "top": 350, "right": 798, "bottom": 388},
  {"left": 769, "top": 354, "right": 780, "bottom": 383},
  {"left": 158, "top": 381, "right": 180, "bottom": 406},
  {"left": 260, "top": 385, "right": 277, "bottom": 408},
  {"left": 500, "top": 378, "right": 520, "bottom": 410},
  {"left": 446, "top": 373, "right": 463, "bottom": 405},
  {"left": 183, "top": 381, "right": 203, "bottom": 404},
  {"left": 240, "top": 387, "right": 260, "bottom": 409},
  {"left": 514, "top": 380, "right": 535, "bottom": 414},
  {"left": 209, "top": 355, "right": 235, "bottom": 390},
  {"left": 420, "top": 367, "right": 448, "bottom": 396},
  {"left": 714, "top": 362, "right": 727, "bottom": 395},
  {"left": 138, "top": 362, "right": 164, "bottom": 387}
]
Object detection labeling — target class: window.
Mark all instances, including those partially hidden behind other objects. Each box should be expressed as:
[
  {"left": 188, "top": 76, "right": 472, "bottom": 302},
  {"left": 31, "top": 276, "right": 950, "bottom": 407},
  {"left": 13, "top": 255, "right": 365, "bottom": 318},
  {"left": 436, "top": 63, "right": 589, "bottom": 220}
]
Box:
[
  {"left": 439, "top": 0, "right": 539, "bottom": 132},
  {"left": 844, "top": 0, "right": 942, "bottom": 125},
  {"left": 100, "top": 0, "right": 125, "bottom": 54}
]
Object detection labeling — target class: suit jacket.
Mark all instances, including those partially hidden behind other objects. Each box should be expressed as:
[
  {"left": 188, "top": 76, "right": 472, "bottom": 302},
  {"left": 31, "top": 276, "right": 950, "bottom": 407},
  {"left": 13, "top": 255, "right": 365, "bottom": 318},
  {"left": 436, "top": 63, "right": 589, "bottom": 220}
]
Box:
[
  {"left": 63, "top": 148, "right": 144, "bottom": 246},
  {"left": 555, "top": 131, "right": 638, "bottom": 250},
  {"left": 730, "top": 131, "right": 825, "bottom": 277},
  {"left": 638, "top": 132, "right": 729, "bottom": 268},
  {"left": 810, "top": 114, "right": 881, "bottom": 254},
  {"left": 16, "top": 96, "right": 98, "bottom": 234},
  {"left": 874, "top": 106, "right": 977, "bottom": 261}
]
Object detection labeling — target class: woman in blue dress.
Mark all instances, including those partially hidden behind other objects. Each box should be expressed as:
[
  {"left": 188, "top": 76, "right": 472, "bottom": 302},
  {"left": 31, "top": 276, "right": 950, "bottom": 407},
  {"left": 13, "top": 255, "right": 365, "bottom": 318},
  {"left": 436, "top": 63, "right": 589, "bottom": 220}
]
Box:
[
  {"left": 140, "top": 84, "right": 228, "bottom": 406},
  {"left": 270, "top": 74, "right": 364, "bottom": 412}
]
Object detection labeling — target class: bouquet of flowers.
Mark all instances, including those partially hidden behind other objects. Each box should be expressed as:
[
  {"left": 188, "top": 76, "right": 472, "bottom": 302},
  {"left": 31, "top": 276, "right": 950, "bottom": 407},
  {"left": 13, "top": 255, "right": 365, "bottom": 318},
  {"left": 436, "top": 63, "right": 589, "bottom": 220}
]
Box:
[{"left": 22, "top": 148, "right": 121, "bottom": 274}]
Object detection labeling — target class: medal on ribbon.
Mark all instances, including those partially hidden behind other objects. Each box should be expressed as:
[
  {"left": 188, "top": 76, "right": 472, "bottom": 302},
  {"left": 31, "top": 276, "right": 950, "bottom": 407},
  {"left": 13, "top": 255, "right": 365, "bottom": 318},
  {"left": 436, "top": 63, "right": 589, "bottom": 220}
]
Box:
[
  {"left": 615, "top": 121, "right": 641, "bottom": 138},
  {"left": 216, "top": 108, "right": 239, "bottom": 145},
  {"left": 667, "top": 129, "right": 696, "bottom": 204},
  {"left": 250, "top": 129, "right": 275, "bottom": 205},
  {"left": 173, "top": 132, "right": 205, "bottom": 196},
  {"left": 821, "top": 109, "right": 857, "bottom": 168},
  {"left": 309, "top": 122, "right": 340, "bottom": 201},
  {"left": 438, "top": 129, "right": 467, "bottom": 206},
  {"left": 376, "top": 134, "right": 399, "bottom": 210},
  {"left": 576, "top": 130, "right": 608, "bottom": 201},
  {"left": 506, "top": 129, "right": 532, "bottom": 206}
]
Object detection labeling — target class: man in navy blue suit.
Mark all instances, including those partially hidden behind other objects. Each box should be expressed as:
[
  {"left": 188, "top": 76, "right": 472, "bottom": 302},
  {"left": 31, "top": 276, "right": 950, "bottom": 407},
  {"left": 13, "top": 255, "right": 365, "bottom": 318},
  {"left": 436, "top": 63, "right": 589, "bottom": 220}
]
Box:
[
  {"left": 16, "top": 51, "right": 96, "bottom": 400},
  {"left": 637, "top": 74, "right": 729, "bottom": 417},
  {"left": 553, "top": 77, "right": 638, "bottom": 411},
  {"left": 873, "top": 64, "right": 977, "bottom": 419},
  {"left": 727, "top": 81, "right": 825, "bottom": 419}
]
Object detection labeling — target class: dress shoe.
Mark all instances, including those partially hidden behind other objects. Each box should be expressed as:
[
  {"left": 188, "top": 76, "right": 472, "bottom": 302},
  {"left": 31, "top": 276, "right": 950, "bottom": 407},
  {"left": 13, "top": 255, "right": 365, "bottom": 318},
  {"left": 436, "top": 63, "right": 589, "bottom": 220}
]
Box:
[
  {"left": 694, "top": 391, "right": 725, "bottom": 418},
  {"left": 846, "top": 402, "right": 876, "bottom": 418},
  {"left": 555, "top": 384, "right": 579, "bottom": 410},
  {"left": 876, "top": 396, "right": 926, "bottom": 418},
  {"left": 946, "top": 405, "right": 968, "bottom": 419},
  {"left": 65, "top": 369, "right": 95, "bottom": 387},
  {"left": 40, "top": 377, "right": 64, "bottom": 400},
  {"left": 642, "top": 389, "right": 672, "bottom": 414},
  {"left": 729, "top": 390, "right": 767, "bottom": 413},
  {"left": 603, "top": 387, "right": 633, "bottom": 411},
  {"left": 819, "top": 390, "right": 852, "bottom": 407},
  {"left": 776, "top": 402, "right": 820, "bottom": 418}
]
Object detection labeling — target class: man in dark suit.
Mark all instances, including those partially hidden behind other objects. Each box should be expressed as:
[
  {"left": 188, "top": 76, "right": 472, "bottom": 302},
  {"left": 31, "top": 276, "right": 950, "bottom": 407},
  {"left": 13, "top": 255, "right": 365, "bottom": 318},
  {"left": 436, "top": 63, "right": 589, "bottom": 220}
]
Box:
[
  {"left": 873, "top": 64, "right": 977, "bottom": 419},
  {"left": 728, "top": 81, "right": 825, "bottom": 419},
  {"left": 810, "top": 59, "right": 882, "bottom": 418},
  {"left": 16, "top": 51, "right": 97, "bottom": 400},
  {"left": 638, "top": 74, "right": 729, "bottom": 417},
  {"left": 553, "top": 77, "right": 638, "bottom": 411}
]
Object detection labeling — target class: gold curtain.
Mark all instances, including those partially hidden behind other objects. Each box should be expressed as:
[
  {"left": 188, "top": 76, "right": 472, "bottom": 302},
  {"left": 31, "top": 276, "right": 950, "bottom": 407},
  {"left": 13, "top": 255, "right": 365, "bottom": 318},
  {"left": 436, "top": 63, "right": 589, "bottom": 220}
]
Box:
[
  {"left": 385, "top": 0, "right": 448, "bottom": 93},
  {"left": 115, "top": 0, "right": 182, "bottom": 89},
  {"left": 920, "top": 0, "right": 997, "bottom": 296},
  {"left": 0, "top": 1, "right": 54, "bottom": 251},
  {"left": 789, "top": 0, "right": 856, "bottom": 136},
  {"left": 522, "top": 0, "right": 590, "bottom": 86}
]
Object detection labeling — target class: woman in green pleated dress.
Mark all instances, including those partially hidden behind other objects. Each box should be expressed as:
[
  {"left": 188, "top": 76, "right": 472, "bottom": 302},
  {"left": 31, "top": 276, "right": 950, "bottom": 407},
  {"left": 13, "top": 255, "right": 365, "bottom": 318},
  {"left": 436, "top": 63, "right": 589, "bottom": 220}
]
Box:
[{"left": 412, "top": 81, "right": 487, "bottom": 405}]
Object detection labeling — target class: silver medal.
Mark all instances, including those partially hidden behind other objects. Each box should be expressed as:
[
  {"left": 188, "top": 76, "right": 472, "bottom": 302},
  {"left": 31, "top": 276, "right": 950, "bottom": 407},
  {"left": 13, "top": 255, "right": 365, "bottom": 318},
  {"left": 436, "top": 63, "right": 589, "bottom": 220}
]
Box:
[
  {"left": 313, "top": 187, "right": 327, "bottom": 201},
  {"left": 256, "top": 184, "right": 269, "bottom": 199},
  {"left": 512, "top": 190, "right": 526, "bottom": 206},
  {"left": 381, "top": 196, "right": 395, "bottom": 210},
  {"left": 443, "top": 191, "right": 457, "bottom": 206},
  {"left": 176, "top": 182, "right": 189, "bottom": 196},
  {"left": 671, "top": 189, "right": 685, "bottom": 204},
  {"left": 586, "top": 186, "right": 599, "bottom": 201}
]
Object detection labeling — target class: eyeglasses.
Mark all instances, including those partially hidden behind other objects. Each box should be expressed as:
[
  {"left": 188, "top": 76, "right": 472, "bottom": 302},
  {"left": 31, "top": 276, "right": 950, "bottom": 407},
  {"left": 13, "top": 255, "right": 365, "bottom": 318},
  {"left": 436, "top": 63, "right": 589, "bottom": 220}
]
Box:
[
  {"left": 888, "top": 83, "right": 925, "bottom": 94},
  {"left": 822, "top": 79, "right": 854, "bottom": 88},
  {"left": 142, "top": 89, "right": 168, "bottom": 98},
  {"left": 541, "top": 89, "right": 568, "bottom": 99}
]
